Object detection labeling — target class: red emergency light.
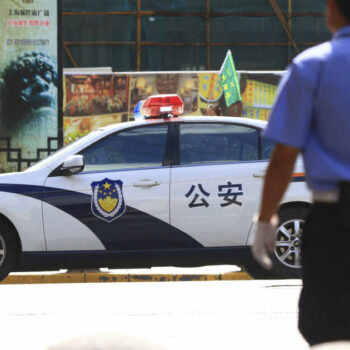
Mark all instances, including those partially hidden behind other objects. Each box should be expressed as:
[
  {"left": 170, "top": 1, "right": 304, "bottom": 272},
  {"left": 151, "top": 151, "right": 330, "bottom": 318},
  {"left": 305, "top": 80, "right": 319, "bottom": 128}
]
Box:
[{"left": 142, "top": 94, "right": 184, "bottom": 118}]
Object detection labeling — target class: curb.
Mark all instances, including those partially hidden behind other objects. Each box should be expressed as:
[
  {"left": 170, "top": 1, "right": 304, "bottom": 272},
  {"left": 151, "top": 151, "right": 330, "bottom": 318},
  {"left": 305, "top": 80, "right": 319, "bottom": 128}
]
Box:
[{"left": 0, "top": 271, "right": 251, "bottom": 284}]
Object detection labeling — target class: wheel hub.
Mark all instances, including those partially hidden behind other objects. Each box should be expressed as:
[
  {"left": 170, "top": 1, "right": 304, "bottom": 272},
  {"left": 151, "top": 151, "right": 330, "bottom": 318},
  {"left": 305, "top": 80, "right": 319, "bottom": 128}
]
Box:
[
  {"left": 274, "top": 219, "right": 305, "bottom": 269},
  {"left": 293, "top": 239, "right": 301, "bottom": 248}
]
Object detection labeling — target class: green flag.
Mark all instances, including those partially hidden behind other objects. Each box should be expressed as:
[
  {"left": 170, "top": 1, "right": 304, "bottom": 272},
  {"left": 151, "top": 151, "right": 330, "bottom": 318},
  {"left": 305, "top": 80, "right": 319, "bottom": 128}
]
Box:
[{"left": 219, "top": 50, "right": 242, "bottom": 107}]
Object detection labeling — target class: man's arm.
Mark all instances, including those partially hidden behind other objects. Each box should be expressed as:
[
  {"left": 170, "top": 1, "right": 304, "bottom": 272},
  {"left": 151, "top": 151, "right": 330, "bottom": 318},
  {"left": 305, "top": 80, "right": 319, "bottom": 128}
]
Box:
[
  {"left": 259, "top": 143, "right": 300, "bottom": 221},
  {"left": 252, "top": 143, "right": 300, "bottom": 269}
]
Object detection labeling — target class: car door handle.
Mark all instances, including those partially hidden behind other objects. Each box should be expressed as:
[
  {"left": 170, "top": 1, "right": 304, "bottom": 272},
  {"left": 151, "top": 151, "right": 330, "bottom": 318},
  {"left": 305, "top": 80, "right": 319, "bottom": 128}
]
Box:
[
  {"left": 133, "top": 179, "right": 161, "bottom": 188},
  {"left": 253, "top": 172, "right": 266, "bottom": 178}
]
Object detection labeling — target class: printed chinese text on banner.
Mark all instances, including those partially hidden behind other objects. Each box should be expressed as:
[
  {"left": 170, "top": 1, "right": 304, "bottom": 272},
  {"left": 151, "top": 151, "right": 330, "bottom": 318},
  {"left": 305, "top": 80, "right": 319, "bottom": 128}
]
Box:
[
  {"left": 0, "top": 0, "right": 60, "bottom": 172},
  {"left": 219, "top": 50, "right": 241, "bottom": 107}
]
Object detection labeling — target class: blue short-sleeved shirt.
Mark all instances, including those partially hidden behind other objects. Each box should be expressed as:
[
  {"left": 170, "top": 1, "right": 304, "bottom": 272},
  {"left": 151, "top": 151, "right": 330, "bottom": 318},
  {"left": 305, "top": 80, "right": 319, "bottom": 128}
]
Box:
[{"left": 264, "top": 25, "right": 350, "bottom": 191}]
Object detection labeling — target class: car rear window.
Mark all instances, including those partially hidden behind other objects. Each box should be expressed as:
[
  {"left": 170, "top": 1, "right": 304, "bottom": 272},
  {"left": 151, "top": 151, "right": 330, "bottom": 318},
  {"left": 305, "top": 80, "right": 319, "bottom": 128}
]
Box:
[{"left": 179, "top": 123, "right": 259, "bottom": 165}]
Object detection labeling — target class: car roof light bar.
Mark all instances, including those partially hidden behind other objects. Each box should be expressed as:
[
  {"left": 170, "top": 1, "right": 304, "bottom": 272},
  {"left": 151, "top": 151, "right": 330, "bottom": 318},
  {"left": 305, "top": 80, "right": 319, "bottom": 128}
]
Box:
[{"left": 142, "top": 94, "right": 184, "bottom": 118}]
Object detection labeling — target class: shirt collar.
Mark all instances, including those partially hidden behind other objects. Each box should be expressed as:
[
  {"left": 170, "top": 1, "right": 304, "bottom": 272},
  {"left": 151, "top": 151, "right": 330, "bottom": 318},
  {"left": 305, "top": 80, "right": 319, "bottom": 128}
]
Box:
[{"left": 333, "top": 25, "right": 350, "bottom": 40}]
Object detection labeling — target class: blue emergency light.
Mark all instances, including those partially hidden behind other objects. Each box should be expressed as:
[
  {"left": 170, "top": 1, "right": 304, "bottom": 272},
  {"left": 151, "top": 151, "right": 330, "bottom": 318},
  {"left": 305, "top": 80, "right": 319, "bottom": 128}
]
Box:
[{"left": 133, "top": 100, "right": 145, "bottom": 120}]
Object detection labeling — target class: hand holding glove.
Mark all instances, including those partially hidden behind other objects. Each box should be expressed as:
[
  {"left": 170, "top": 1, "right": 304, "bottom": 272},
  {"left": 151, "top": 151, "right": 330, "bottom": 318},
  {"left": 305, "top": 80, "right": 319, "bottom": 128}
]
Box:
[{"left": 251, "top": 215, "right": 278, "bottom": 270}]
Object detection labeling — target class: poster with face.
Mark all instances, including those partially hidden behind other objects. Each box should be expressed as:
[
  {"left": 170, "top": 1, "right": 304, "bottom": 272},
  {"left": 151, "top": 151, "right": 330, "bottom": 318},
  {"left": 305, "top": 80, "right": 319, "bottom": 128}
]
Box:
[{"left": 0, "top": 0, "right": 60, "bottom": 172}]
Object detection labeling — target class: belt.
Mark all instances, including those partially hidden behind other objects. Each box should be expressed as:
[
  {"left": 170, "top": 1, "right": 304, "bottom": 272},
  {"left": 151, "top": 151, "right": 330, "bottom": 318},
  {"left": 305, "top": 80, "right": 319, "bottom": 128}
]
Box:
[
  {"left": 312, "top": 182, "right": 350, "bottom": 203},
  {"left": 312, "top": 188, "right": 339, "bottom": 203}
]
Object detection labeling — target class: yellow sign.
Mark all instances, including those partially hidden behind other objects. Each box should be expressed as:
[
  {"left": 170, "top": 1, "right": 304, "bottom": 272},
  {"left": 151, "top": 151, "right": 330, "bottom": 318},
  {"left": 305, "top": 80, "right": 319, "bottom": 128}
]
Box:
[
  {"left": 242, "top": 107, "right": 271, "bottom": 121},
  {"left": 242, "top": 80, "right": 277, "bottom": 108}
]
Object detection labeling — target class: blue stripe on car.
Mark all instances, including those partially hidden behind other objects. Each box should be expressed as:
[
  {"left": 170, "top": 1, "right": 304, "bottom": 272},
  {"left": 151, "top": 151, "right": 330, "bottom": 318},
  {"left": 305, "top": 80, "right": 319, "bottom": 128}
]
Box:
[
  {"left": 0, "top": 184, "right": 203, "bottom": 250},
  {"left": 291, "top": 176, "right": 306, "bottom": 183}
]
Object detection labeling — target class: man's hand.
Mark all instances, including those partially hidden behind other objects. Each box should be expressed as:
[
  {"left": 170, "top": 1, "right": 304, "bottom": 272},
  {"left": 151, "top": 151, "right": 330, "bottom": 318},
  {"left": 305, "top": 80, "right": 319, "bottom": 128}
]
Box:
[
  {"left": 253, "top": 144, "right": 299, "bottom": 270},
  {"left": 251, "top": 215, "right": 278, "bottom": 270}
]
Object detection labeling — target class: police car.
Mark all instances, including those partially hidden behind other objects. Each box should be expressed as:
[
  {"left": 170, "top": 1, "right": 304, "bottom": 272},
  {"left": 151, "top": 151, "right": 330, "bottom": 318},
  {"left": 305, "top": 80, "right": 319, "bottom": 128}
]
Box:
[{"left": 0, "top": 94, "right": 311, "bottom": 280}]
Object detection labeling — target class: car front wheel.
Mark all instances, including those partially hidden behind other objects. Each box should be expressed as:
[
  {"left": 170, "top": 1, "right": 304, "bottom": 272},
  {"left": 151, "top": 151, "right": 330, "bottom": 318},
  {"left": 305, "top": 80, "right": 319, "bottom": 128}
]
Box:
[
  {"left": 243, "top": 206, "right": 309, "bottom": 279},
  {"left": 0, "top": 220, "right": 19, "bottom": 281}
]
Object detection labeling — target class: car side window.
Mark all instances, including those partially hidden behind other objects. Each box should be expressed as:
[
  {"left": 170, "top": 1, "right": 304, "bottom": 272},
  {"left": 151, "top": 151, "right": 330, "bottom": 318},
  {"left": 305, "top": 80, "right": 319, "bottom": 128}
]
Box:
[
  {"left": 81, "top": 125, "right": 168, "bottom": 172},
  {"left": 261, "top": 136, "right": 275, "bottom": 160},
  {"left": 179, "top": 123, "right": 259, "bottom": 165}
]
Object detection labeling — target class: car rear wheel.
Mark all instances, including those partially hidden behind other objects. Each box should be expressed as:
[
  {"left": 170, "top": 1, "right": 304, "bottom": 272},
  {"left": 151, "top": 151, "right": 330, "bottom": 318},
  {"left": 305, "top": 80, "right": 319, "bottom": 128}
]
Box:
[
  {"left": 243, "top": 206, "right": 309, "bottom": 279},
  {"left": 0, "top": 220, "right": 19, "bottom": 281}
]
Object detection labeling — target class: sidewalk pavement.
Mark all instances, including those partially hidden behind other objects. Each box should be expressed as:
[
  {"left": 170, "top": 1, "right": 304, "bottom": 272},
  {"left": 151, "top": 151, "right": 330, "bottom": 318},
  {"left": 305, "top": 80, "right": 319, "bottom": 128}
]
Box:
[
  {"left": 0, "top": 265, "right": 251, "bottom": 284},
  {"left": 312, "top": 342, "right": 350, "bottom": 349}
]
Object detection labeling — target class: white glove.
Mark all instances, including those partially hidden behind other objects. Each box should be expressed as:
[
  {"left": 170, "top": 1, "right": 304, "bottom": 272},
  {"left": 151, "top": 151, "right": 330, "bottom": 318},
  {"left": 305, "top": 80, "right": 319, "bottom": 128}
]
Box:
[{"left": 251, "top": 215, "right": 278, "bottom": 270}]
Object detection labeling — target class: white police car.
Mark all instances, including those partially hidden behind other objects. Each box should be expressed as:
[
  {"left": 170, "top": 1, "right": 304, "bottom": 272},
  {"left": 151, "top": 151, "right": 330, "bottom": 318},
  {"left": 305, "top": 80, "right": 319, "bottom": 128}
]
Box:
[{"left": 0, "top": 95, "right": 311, "bottom": 280}]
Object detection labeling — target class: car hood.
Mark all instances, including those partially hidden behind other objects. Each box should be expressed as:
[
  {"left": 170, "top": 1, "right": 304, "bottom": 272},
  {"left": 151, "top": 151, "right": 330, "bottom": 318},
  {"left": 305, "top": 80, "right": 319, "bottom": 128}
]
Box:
[{"left": 0, "top": 168, "right": 47, "bottom": 187}]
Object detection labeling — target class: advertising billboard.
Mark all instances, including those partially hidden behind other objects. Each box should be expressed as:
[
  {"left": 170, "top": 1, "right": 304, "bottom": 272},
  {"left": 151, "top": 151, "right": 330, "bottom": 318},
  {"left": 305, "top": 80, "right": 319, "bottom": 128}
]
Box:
[
  {"left": 0, "top": 0, "right": 61, "bottom": 172},
  {"left": 63, "top": 71, "right": 282, "bottom": 144}
]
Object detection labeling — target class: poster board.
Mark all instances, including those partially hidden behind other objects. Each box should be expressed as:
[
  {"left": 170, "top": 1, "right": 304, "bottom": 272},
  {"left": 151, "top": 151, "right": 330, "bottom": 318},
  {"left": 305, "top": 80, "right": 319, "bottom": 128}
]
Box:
[
  {"left": 0, "top": 0, "right": 62, "bottom": 172},
  {"left": 63, "top": 74, "right": 129, "bottom": 144},
  {"left": 63, "top": 71, "right": 283, "bottom": 144}
]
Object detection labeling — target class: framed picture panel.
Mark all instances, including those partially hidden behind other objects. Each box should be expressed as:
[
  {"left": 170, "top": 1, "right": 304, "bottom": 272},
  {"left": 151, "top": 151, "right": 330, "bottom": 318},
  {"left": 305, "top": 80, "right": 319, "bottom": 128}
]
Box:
[{"left": 0, "top": 0, "right": 62, "bottom": 172}]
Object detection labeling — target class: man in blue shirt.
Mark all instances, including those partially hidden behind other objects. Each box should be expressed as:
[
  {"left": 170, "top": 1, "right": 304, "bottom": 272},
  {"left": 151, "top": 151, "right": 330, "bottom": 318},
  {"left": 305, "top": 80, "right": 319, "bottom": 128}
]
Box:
[{"left": 252, "top": 0, "right": 350, "bottom": 345}]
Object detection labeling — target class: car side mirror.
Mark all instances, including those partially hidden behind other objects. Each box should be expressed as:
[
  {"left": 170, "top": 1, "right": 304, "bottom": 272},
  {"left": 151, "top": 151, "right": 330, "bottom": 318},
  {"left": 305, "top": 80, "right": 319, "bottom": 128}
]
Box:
[{"left": 61, "top": 155, "right": 85, "bottom": 175}]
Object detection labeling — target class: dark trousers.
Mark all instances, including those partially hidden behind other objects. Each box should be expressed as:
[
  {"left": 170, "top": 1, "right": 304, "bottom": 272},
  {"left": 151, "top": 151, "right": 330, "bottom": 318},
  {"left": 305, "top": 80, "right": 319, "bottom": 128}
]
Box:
[{"left": 299, "top": 183, "right": 350, "bottom": 345}]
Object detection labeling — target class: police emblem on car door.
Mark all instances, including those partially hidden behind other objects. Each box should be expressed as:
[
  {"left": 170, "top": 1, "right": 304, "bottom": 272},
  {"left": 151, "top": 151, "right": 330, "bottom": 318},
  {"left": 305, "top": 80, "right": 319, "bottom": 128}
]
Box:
[
  {"left": 91, "top": 178, "right": 126, "bottom": 223},
  {"left": 42, "top": 124, "right": 173, "bottom": 251}
]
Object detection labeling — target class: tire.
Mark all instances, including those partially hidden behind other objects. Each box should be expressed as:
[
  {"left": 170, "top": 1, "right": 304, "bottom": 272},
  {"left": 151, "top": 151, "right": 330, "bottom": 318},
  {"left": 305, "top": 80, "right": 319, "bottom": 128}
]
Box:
[
  {"left": 243, "top": 206, "right": 309, "bottom": 279},
  {"left": 0, "top": 220, "right": 19, "bottom": 281}
]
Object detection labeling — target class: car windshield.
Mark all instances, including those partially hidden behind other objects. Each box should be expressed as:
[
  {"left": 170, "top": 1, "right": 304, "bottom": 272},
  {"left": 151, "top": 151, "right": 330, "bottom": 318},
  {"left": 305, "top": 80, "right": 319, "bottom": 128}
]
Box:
[{"left": 26, "top": 130, "right": 104, "bottom": 171}]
